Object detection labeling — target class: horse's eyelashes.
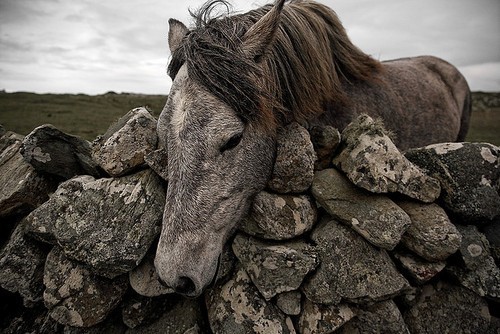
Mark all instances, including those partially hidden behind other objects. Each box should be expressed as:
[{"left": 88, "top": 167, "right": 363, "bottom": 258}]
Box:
[{"left": 220, "top": 133, "right": 243, "bottom": 153}]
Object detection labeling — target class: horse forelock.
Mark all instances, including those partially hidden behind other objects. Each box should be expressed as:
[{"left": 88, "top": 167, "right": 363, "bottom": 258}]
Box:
[{"left": 169, "top": 0, "right": 382, "bottom": 133}]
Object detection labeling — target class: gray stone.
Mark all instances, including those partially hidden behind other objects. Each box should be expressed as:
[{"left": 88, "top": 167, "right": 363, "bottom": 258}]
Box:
[
  {"left": 205, "top": 267, "right": 295, "bottom": 334},
  {"left": 483, "top": 222, "right": 500, "bottom": 263},
  {"left": 303, "top": 218, "right": 409, "bottom": 305},
  {"left": 276, "top": 291, "right": 302, "bottom": 316},
  {"left": 392, "top": 251, "right": 446, "bottom": 285},
  {"left": 340, "top": 300, "right": 409, "bottom": 334},
  {"left": 405, "top": 142, "right": 500, "bottom": 223},
  {"left": 92, "top": 107, "right": 158, "bottom": 177},
  {"left": 0, "top": 131, "right": 56, "bottom": 217},
  {"left": 398, "top": 201, "right": 462, "bottom": 262},
  {"left": 44, "top": 247, "right": 128, "bottom": 327},
  {"left": 26, "top": 169, "right": 165, "bottom": 278},
  {"left": 268, "top": 122, "right": 316, "bottom": 193},
  {"left": 308, "top": 125, "right": 341, "bottom": 170},
  {"left": 298, "top": 299, "right": 354, "bottom": 334},
  {"left": 0, "top": 221, "right": 48, "bottom": 307},
  {"left": 403, "top": 281, "right": 497, "bottom": 333},
  {"left": 121, "top": 293, "right": 177, "bottom": 329},
  {"left": 311, "top": 168, "right": 411, "bottom": 250},
  {"left": 240, "top": 191, "right": 317, "bottom": 240},
  {"left": 333, "top": 114, "right": 441, "bottom": 203},
  {"left": 232, "top": 234, "right": 318, "bottom": 300},
  {"left": 63, "top": 314, "right": 127, "bottom": 334},
  {"left": 129, "top": 251, "right": 173, "bottom": 297},
  {"left": 21, "top": 124, "right": 101, "bottom": 179},
  {"left": 144, "top": 148, "right": 168, "bottom": 181}
]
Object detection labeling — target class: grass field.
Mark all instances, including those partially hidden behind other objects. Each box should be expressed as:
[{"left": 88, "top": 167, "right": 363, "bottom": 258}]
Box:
[{"left": 0, "top": 91, "right": 499, "bottom": 146}]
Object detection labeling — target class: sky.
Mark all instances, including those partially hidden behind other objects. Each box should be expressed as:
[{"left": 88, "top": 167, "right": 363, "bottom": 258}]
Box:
[{"left": 0, "top": 0, "right": 499, "bottom": 95}]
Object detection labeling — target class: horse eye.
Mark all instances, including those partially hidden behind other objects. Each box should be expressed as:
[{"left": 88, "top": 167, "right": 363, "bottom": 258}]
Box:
[{"left": 220, "top": 133, "right": 243, "bottom": 153}]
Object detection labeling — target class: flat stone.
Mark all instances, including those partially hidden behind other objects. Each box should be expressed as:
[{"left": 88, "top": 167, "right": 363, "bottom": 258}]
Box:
[
  {"left": 398, "top": 201, "right": 462, "bottom": 262},
  {"left": 308, "top": 125, "right": 341, "bottom": 170},
  {"left": 298, "top": 299, "right": 354, "bottom": 334},
  {"left": 333, "top": 114, "right": 441, "bottom": 203},
  {"left": 276, "top": 291, "right": 302, "bottom": 316},
  {"left": 144, "top": 148, "right": 168, "bottom": 181},
  {"left": 268, "top": 122, "right": 316, "bottom": 193},
  {"left": 240, "top": 191, "right": 317, "bottom": 240},
  {"left": 129, "top": 251, "right": 173, "bottom": 297},
  {"left": 392, "top": 251, "right": 446, "bottom": 284},
  {"left": 311, "top": 168, "right": 411, "bottom": 250},
  {"left": 121, "top": 293, "right": 177, "bottom": 329}
]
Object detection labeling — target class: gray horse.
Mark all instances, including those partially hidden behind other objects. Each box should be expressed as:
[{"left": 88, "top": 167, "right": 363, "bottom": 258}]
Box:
[{"left": 155, "top": 0, "right": 471, "bottom": 296}]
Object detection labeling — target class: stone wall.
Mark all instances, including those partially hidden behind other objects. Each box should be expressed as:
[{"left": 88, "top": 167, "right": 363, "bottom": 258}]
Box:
[{"left": 0, "top": 108, "right": 499, "bottom": 333}]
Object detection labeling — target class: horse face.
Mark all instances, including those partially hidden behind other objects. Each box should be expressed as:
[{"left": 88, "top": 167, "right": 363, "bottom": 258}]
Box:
[{"left": 154, "top": 64, "right": 276, "bottom": 296}]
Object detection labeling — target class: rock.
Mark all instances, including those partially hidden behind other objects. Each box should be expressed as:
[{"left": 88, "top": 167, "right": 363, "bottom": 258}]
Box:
[
  {"left": 92, "top": 107, "right": 158, "bottom": 177},
  {"left": 205, "top": 267, "right": 295, "bottom": 334},
  {"left": 483, "top": 222, "right": 500, "bottom": 263},
  {"left": 392, "top": 251, "right": 446, "bottom": 284},
  {"left": 26, "top": 169, "right": 165, "bottom": 278},
  {"left": 268, "top": 122, "right": 316, "bottom": 193},
  {"left": 333, "top": 114, "right": 441, "bottom": 203},
  {"left": 144, "top": 148, "right": 168, "bottom": 181},
  {"left": 121, "top": 293, "right": 177, "bottom": 329},
  {"left": 43, "top": 247, "right": 128, "bottom": 327},
  {"left": 0, "top": 131, "right": 56, "bottom": 217},
  {"left": 298, "top": 299, "right": 354, "bottom": 334},
  {"left": 240, "top": 191, "right": 317, "bottom": 240},
  {"left": 311, "top": 168, "right": 411, "bottom": 250},
  {"left": 1, "top": 303, "right": 63, "bottom": 334},
  {"left": 398, "top": 201, "right": 462, "bottom": 262},
  {"left": 303, "top": 218, "right": 410, "bottom": 305},
  {"left": 339, "top": 300, "right": 409, "bottom": 334},
  {"left": 308, "top": 125, "right": 341, "bottom": 170},
  {"left": 63, "top": 312, "right": 127, "bottom": 334},
  {"left": 0, "top": 221, "right": 48, "bottom": 306},
  {"left": 20, "top": 124, "right": 101, "bottom": 179},
  {"left": 0, "top": 124, "right": 5, "bottom": 137},
  {"left": 129, "top": 251, "right": 173, "bottom": 297},
  {"left": 405, "top": 142, "right": 500, "bottom": 223},
  {"left": 447, "top": 225, "right": 500, "bottom": 300},
  {"left": 232, "top": 234, "right": 318, "bottom": 300},
  {"left": 403, "top": 281, "right": 496, "bottom": 333},
  {"left": 276, "top": 291, "right": 302, "bottom": 316}
]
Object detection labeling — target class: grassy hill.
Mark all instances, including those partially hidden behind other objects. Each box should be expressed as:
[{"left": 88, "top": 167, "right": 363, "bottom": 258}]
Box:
[{"left": 0, "top": 91, "right": 499, "bottom": 145}]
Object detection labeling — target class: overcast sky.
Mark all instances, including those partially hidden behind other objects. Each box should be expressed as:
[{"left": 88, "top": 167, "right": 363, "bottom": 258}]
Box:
[{"left": 0, "top": 0, "right": 499, "bottom": 95}]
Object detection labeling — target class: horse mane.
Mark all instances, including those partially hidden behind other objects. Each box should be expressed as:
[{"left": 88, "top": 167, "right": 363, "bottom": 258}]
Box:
[{"left": 169, "top": 0, "right": 382, "bottom": 132}]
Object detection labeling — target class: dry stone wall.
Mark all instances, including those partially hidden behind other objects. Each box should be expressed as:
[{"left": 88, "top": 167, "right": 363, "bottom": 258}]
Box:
[{"left": 0, "top": 108, "right": 500, "bottom": 333}]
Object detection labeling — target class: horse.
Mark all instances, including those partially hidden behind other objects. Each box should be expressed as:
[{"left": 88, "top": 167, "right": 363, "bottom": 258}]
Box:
[{"left": 154, "top": 0, "right": 471, "bottom": 297}]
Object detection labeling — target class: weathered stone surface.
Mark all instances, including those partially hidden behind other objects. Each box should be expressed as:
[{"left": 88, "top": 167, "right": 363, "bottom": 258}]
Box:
[
  {"left": 240, "top": 191, "right": 317, "bottom": 240},
  {"left": 63, "top": 312, "right": 127, "bottom": 334},
  {"left": 21, "top": 124, "right": 101, "bottom": 179},
  {"left": 311, "top": 168, "right": 410, "bottom": 250},
  {"left": 129, "top": 251, "right": 173, "bottom": 297},
  {"left": 26, "top": 169, "right": 165, "bottom": 278},
  {"left": 403, "top": 282, "right": 496, "bottom": 333},
  {"left": 44, "top": 247, "right": 128, "bottom": 327},
  {"left": 340, "top": 300, "right": 409, "bottom": 334},
  {"left": 398, "top": 201, "right": 462, "bottom": 262},
  {"left": 121, "top": 293, "right": 177, "bottom": 329},
  {"left": 298, "top": 299, "right": 354, "bottom": 334},
  {"left": 1, "top": 303, "right": 63, "bottom": 334},
  {"left": 144, "top": 148, "right": 168, "bottom": 181},
  {"left": 232, "top": 234, "right": 318, "bottom": 300},
  {"left": 406, "top": 142, "right": 500, "bottom": 223},
  {"left": 0, "top": 221, "right": 48, "bottom": 306},
  {"left": 333, "top": 115, "right": 441, "bottom": 203},
  {"left": 276, "top": 291, "right": 302, "bottom": 316},
  {"left": 205, "top": 267, "right": 295, "bottom": 334},
  {"left": 483, "top": 222, "right": 500, "bottom": 263},
  {"left": 92, "top": 107, "right": 158, "bottom": 177},
  {"left": 447, "top": 225, "right": 500, "bottom": 300},
  {"left": 392, "top": 251, "right": 446, "bottom": 285},
  {"left": 268, "top": 122, "right": 316, "bottom": 193},
  {"left": 309, "top": 125, "right": 341, "bottom": 170},
  {"left": 0, "top": 131, "right": 55, "bottom": 217},
  {"left": 303, "top": 218, "right": 410, "bottom": 305}
]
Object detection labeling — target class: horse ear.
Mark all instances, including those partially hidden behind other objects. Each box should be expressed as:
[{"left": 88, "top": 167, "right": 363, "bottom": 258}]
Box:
[
  {"left": 242, "top": 0, "right": 285, "bottom": 62},
  {"left": 168, "top": 18, "right": 189, "bottom": 53}
]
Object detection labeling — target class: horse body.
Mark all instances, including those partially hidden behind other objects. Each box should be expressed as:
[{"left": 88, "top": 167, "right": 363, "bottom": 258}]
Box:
[{"left": 154, "top": 0, "right": 471, "bottom": 296}]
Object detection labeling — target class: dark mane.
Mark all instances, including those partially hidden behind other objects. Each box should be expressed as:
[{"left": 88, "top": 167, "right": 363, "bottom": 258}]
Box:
[{"left": 169, "top": 0, "right": 382, "bottom": 131}]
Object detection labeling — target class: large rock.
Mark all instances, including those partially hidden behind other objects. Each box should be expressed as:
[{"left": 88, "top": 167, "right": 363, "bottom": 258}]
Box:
[
  {"left": 268, "top": 122, "right": 316, "bottom": 193},
  {"left": 276, "top": 291, "right": 302, "bottom": 316},
  {"left": 205, "top": 267, "right": 295, "bottom": 334},
  {"left": 303, "top": 218, "right": 410, "bottom": 305},
  {"left": 129, "top": 251, "right": 173, "bottom": 297},
  {"left": 0, "top": 131, "right": 56, "bottom": 217},
  {"left": 26, "top": 169, "right": 165, "bottom": 278},
  {"left": 144, "top": 148, "right": 168, "bottom": 181},
  {"left": 92, "top": 107, "right": 158, "bottom": 177},
  {"left": 240, "top": 191, "right": 317, "bottom": 240},
  {"left": 308, "top": 125, "right": 341, "bottom": 170},
  {"left": 311, "top": 168, "right": 410, "bottom": 250},
  {"left": 392, "top": 251, "right": 446, "bottom": 285},
  {"left": 232, "top": 234, "right": 318, "bottom": 300},
  {"left": 405, "top": 142, "right": 500, "bottom": 223},
  {"left": 333, "top": 114, "right": 441, "bottom": 203},
  {"left": 43, "top": 247, "right": 128, "bottom": 327},
  {"left": 121, "top": 293, "right": 177, "bottom": 329},
  {"left": 298, "top": 299, "right": 354, "bottom": 334},
  {"left": 398, "top": 201, "right": 462, "bottom": 262},
  {"left": 20, "top": 124, "right": 101, "bottom": 179}
]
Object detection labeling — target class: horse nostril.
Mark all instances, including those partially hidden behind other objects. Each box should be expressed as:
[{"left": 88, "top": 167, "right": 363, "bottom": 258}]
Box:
[{"left": 174, "top": 276, "right": 196, "bottom": 296}]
